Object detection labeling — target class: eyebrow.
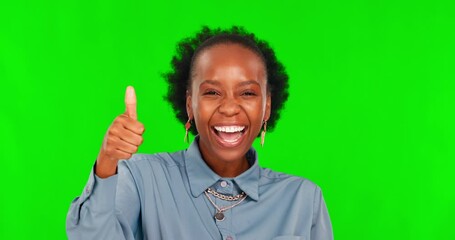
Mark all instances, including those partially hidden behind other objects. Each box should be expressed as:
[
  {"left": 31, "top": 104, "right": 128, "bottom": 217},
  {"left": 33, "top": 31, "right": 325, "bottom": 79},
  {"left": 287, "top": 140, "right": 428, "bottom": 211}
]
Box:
[
  {"left": 200, "top": 80, "right": 261, "bottom": 87},
  {"left": 200, "top": 80, "right": 221, "bottom": 86},
  {"left": 238, "top": 80, "right": 261, "bottom": 87}
]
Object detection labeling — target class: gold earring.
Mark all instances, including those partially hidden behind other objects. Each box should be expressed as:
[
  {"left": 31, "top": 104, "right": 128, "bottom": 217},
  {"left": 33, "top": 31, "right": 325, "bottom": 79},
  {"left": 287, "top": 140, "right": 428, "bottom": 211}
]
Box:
[
  {"left": 184, "top": 119, "right": 191, "bottom": 143},
  {"left": 260, "top": 120, "right": 267, "bottom": 147}
]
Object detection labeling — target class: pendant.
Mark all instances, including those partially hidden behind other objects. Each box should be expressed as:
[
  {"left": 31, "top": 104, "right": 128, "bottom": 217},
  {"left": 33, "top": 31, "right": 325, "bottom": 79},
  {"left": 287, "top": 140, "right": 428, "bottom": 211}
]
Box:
[{"left": 214, "top": 211, "right": 225, "bottom": 221}]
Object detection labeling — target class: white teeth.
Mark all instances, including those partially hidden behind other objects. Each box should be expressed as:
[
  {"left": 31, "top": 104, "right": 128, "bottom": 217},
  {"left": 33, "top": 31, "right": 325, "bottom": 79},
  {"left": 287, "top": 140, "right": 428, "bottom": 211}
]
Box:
[{"left": 214, "top": 126, "right": 245, "bottom": 133}]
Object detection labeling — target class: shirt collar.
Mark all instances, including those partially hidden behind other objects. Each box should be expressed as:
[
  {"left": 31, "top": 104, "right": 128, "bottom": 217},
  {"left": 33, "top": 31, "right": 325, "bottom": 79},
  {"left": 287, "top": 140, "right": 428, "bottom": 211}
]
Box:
[{"left": 184, "top": 136, "right": 260, "bottom": 201}]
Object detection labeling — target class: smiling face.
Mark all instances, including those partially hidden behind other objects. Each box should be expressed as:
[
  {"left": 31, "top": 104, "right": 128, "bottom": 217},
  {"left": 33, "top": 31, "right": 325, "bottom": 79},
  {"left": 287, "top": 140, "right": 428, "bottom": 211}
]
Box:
[{"left": 186, "top": 43, "right": 271, "bottom": 175}]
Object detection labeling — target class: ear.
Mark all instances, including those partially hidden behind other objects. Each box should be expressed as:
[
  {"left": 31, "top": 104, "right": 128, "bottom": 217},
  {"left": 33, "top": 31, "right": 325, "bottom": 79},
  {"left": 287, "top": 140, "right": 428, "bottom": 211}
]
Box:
[
  {"left": 264, "top": 94, "right": 271, "bottom": 122},
  {"left": 186, "top": 90, "right": 193, "bottom": 120}
]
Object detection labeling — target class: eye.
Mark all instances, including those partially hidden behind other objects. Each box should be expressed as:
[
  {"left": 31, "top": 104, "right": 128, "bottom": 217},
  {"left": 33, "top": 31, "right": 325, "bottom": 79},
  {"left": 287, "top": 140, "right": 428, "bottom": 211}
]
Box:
[
  {"left": 242, "top": 91, "right": 257, "bottom": 96},
  {"left": 203, "top": 90, "right": 219, "bottom": 95}
]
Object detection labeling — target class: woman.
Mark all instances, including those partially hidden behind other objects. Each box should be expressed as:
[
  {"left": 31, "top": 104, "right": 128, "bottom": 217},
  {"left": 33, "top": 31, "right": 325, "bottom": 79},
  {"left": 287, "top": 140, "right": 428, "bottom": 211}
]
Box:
[{"left": 66, "top": 26, "right": 333, "bottom": 240}]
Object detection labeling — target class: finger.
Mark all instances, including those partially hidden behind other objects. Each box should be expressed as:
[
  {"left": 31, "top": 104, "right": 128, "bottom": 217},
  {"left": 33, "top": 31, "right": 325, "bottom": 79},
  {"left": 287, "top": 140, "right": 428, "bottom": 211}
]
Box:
[
  {"left": 118, "top": 114, "right": 145, "bottom": 135},
  {"left": 117, "top": 127, "right": 144, "bottom": 146},
  {"left": 113, "top": 148, "right": 133, "bottom": 160},
  {"left": 115, "top": 137, "right": 139, "bottom": 154},
  {"left": 111, "top": 125, "right": 143, "bottom": 146},
  {"left": 104, "top": 136, "right": 137, "bottom": 159},
  {"left": 125, "top": 86, "right": 137, "bottom": 120}
]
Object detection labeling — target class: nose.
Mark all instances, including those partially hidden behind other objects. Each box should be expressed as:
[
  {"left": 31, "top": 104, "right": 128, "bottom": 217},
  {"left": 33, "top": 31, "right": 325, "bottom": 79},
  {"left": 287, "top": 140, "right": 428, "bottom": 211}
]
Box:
[{"left": 218, "top": 96, "right": 240, "bottom": 116}]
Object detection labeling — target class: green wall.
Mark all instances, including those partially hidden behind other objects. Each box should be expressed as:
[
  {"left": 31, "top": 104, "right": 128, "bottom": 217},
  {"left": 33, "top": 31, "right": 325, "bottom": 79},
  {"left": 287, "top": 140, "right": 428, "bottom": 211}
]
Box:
[{"left": 1, "top": 0, "right": 453, "bottom": 239}]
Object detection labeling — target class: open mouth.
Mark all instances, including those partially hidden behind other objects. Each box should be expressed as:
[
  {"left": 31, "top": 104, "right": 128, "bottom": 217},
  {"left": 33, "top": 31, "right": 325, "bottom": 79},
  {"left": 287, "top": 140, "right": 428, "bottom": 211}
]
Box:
[{"left": 212, "top": 125, "right": 247, "bottom": 147}]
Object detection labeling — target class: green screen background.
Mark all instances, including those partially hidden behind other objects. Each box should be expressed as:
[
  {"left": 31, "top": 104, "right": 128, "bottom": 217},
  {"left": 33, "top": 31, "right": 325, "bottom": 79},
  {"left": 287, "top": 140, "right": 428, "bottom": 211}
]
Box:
[{"left": 1, "top": 0, "right": 453, "bottom": 239}]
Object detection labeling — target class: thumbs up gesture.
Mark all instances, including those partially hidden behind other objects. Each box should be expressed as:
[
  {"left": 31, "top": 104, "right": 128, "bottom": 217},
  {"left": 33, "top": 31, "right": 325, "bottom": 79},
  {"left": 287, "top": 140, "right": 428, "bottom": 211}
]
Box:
[{"left": 95, "top": 86, "right": 145, "bottom": 178}]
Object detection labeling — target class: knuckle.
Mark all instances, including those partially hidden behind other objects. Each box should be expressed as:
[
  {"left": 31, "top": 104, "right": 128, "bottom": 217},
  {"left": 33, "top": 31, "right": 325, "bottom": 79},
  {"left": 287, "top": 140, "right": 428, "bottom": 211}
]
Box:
[
  {"left": 138, "top": 123, "right": 145, "bottom": 132},
  {"left": 114, "top": 116, "right": 124, "bottom": 123},
  {"left": 108, "top": 127, "right": 117, "bottom": 136},
  {"left": 132, "top": 146, "right": 138, "bottom": 152},
  {"left": 105, "top": 148, "right": 113, "bottom": 156},
  {"left": 106, "top": 136, "right": 115, "bottom": 145},
  {"left": 116, "top": 116, "right": 127, "bottom": 125}
]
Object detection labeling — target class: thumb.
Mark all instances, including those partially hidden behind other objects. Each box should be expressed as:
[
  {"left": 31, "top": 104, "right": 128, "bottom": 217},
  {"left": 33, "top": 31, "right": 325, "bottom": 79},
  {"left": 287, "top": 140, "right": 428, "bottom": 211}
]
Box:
[{"left": 125, "top": 86, "right": 137, "bottom": 120}]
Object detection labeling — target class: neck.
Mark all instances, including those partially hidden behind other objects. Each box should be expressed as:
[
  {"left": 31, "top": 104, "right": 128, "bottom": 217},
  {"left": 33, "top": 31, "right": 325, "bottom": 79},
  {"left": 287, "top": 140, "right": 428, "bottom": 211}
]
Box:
[
  {"left": 204, "top": 156, "right": 250, "bottom": 178},
  {"left": 196, "top": 137, "right": 252, "bottom": 177}
]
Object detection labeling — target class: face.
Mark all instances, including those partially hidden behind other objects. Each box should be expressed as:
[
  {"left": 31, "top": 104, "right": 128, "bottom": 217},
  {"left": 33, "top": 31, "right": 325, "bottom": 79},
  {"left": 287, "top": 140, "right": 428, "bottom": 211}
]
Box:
[{"left": 186, "top": 43, "right": 271, "bottom": 166}]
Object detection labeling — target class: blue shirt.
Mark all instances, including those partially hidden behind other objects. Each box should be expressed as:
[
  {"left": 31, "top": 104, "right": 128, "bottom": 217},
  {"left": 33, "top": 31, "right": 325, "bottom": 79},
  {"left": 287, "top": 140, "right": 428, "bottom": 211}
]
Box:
[{"left": 66, "top": 138, "right": 333, "bottom": 240}]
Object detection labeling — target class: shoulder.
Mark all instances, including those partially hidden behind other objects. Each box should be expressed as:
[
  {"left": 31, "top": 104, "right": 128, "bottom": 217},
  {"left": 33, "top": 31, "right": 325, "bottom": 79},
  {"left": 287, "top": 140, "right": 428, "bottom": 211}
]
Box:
[
  {"left": 259, "top": 167, "right": 321, "bottom": 193},
  {"left": 118, "top": 150, "right": 186, "bottom": 172}
]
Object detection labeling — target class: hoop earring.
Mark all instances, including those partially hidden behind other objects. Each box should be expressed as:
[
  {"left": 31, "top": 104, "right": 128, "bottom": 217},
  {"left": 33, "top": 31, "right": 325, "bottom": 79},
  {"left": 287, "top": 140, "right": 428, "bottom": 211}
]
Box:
[
  {"left": 260, "top": 120, "right": 267, "bottom": 147},
  {"left": 184, "top": 119, "right": 192, "bottom": 143}
]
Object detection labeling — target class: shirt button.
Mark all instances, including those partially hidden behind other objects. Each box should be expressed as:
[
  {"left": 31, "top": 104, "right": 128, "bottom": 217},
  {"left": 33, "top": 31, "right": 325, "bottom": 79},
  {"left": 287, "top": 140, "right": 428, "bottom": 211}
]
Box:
[
  {"left": 220, "top": 181, "right": 228, "bottom": 188},
  {"left": 226, "top": 236, "right": 233, "bottom": 240}
]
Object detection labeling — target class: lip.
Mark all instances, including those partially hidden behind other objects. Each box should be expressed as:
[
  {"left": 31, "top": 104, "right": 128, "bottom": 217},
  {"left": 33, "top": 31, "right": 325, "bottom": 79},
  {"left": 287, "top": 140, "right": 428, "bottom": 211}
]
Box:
[{"left": 211, "top": 125, "right": 248, "bottom": 148}]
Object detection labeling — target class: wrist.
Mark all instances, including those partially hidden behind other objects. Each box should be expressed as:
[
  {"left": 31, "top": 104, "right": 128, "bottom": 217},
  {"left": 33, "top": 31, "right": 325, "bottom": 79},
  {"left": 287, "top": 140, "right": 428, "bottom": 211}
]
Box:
[{"left": 95, "top": 153, "right": 118, "bottom": 178}]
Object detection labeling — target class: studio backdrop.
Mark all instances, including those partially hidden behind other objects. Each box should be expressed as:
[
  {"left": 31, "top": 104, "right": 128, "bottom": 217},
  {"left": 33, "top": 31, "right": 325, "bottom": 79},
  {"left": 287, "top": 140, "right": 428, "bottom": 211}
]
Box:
[{"left": 0, "top": 0, "right": 453, "bottom": 239}]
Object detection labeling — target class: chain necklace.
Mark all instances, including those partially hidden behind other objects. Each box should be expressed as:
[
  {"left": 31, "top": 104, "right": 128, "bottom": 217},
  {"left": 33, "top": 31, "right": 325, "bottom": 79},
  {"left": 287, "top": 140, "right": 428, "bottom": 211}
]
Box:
[
  {"left": 204, "top": 190, "right": 248, "bottom": 221},
  {"left": 206, "top": 187, "right": 246, "bottom": 201}
]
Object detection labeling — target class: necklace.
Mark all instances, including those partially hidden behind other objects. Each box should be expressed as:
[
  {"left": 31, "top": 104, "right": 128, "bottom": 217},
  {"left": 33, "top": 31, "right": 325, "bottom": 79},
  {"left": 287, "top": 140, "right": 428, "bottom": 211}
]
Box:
[
  {"left": 206, "top": 187, "right": 246, "bottom": 201},
  {"left": 204, "top": 190, "right": 248, "bottom": 221}
]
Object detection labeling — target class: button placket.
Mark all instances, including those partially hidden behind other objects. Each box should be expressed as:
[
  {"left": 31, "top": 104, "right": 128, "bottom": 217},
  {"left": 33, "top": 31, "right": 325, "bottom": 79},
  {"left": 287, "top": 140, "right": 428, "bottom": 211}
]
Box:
[
  {"left": 208, "top": 181, "right": 240, "bottom": 240},
  {"left": 216, "top": 205, "right": 234, "bottom": 240}
]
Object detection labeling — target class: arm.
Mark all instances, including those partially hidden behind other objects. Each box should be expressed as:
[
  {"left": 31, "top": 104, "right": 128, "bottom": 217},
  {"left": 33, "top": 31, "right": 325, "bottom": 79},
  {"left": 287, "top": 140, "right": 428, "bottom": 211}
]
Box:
[
  {"left": 66, "top": 160, "right": 141, "bottom": 240},
  {"left": 66, "top": 86, "right": 144, "bottom": 239},
  {"left": 311, "top": 186, "right": 334, "bottom": 240}
]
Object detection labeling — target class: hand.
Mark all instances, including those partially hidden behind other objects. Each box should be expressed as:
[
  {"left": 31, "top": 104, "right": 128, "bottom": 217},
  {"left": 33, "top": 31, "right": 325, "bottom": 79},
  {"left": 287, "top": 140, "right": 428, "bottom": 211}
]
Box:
[{"left": 95, "top": 86, "right": 145, "bottom": 178}]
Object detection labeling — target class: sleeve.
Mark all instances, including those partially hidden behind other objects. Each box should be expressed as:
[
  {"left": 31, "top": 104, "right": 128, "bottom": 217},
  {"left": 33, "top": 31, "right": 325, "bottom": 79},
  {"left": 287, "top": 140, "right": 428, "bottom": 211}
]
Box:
[
  {"left": 66, "top": 160, "right": 141, "bottom": 240},
  {"left": 311, "top": 186, "right": 334, "bottom": 240}
]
